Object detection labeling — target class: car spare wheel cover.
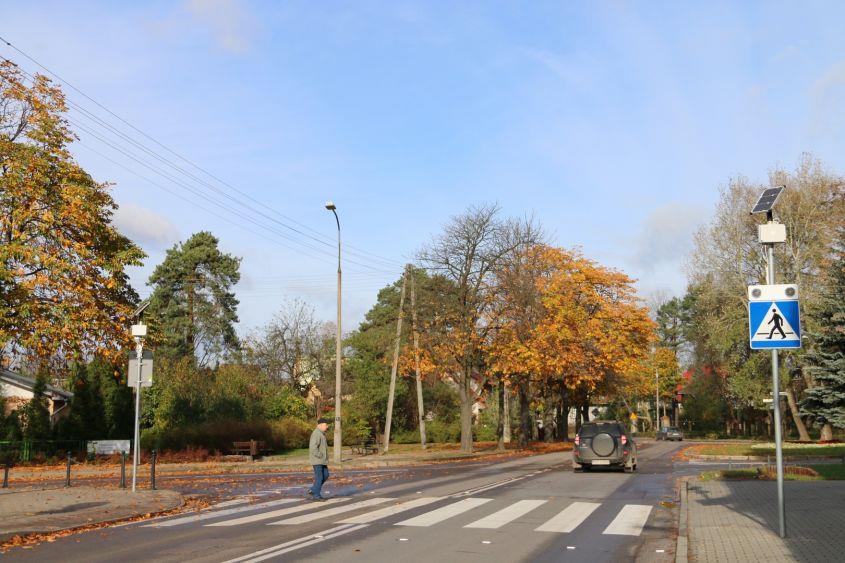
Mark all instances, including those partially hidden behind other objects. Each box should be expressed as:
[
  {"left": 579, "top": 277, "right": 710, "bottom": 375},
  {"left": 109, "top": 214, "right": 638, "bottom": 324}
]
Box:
[{"left": 591, "top": 433, "right": 616, "bottom": 456}]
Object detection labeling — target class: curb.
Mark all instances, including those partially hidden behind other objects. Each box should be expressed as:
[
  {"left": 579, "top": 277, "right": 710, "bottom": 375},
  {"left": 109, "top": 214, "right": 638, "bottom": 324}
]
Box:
[{"left": 675, "top": 478, "right": 689, "bottom": 563}]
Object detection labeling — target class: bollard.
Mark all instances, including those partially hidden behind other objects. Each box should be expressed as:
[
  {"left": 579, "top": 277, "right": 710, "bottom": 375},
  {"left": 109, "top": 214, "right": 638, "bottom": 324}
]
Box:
[
  {"left": 65, "top": 451, "right": 72, "bottom": 487},
  {"left": 150, "top": 449, "right": 157, "bottom": 490},
  {"left": 2, "top": 465, "right": 8, "bottom": 488},
  {"left": 120, "top": 451, "right": 127, "bottom": 489}
]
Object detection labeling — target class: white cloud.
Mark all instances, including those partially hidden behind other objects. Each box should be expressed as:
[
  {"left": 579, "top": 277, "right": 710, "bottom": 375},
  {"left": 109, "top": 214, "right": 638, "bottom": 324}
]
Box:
[
  {"left": 184, "top": 0, "right": 257, "bottom": 54},
  {"left": 810, "top": 59, "right": 845, "bottom": 137},
  {"left": 632, "top": 202, "right": 701, "bottom": 274},
  {"left": 113, "top": 203, "right": 180, "bottom": 249}
]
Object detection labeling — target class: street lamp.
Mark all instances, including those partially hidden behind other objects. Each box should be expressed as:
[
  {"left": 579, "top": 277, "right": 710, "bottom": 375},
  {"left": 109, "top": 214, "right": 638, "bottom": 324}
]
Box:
[
  {"left": 130, "top": 322, "right": 146, "bottom": 492},
  {"left": 325, "top": 201, "right": 342, "bottom": 464}
]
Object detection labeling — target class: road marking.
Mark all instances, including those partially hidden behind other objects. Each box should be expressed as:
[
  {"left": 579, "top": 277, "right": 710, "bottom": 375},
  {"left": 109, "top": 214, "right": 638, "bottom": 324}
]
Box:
[
  {"left": 144, "top": 498, "right": 300, "bottom": 527},
  {"left": 535, "top": 502, "right": 601, "bottom": 533},
  {"left": 337, "top": 497, "right": 445, "bottom": 524},
  {"left": 269, "top": 498, "right": 393, "bottom": 525},
  {"left": 464, "top": 499, "right": 547, "bottom": 529},
  {"left": 453, "top": 476, "right": 527, "bottom": 497},
  {"left": 207, "top": 498, "right": 347, "bottom": 526},
  {"left": 602, "top": 504, "right": 652, "bottom": 536},
  {"left": 222, "top": 523, "right": 367, "bottom": 563},
  {"left": 214, "top": 498, "right": 258, "bottom": 508},
  {"left": 396, "top": 497, "right": 492, "bottom": 527}
]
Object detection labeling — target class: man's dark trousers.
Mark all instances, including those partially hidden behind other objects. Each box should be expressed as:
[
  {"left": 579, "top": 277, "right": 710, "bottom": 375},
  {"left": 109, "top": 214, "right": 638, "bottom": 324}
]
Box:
[{"left": 311, "top": 464, "right": 329, "bottom": 498}]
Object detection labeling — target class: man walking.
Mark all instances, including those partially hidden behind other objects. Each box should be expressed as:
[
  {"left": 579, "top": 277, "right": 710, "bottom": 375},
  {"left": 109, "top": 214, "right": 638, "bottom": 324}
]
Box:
[{"left": 308, "top": 417, "right": 330, "bottom": 500}]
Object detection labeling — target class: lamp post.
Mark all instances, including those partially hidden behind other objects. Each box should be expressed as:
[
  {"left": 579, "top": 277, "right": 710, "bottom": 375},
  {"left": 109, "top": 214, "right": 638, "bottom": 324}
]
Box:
[
  {"left": 130, "top": 323, "right": 146, "bottom": 492},
  {"left": 325, "top": 201, "right": 342, "bottom": 464}
]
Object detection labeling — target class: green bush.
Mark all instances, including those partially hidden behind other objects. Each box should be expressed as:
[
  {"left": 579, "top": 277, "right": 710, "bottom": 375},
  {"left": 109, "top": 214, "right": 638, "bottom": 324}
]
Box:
[
  {"left": 140, "top": 417, "right": 312, "bottom": 453},
  {"left": 425, "top": 420, "right": 461, "bottom": 443}
]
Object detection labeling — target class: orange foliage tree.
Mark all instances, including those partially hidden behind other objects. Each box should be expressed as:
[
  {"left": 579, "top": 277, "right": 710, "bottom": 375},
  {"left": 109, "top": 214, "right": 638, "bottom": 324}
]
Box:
[
  {"left": 0, "top": 61, "right": 144, "bottom": 367},
  {"left": 491, "top": 245, "right": 655, "bottom": 442}
]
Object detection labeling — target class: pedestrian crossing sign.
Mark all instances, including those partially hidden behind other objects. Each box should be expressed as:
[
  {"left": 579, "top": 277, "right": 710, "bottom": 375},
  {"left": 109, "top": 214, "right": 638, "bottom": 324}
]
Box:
[{"left": 748, "top": 285, "right": 801, "bottom": 349}]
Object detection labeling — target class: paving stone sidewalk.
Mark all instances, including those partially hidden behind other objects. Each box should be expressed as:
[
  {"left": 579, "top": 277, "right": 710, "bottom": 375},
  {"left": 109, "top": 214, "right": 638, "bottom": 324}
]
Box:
[
  {"left": 684, "top": 478, "right": 845, "bottom": 562},
  {"left": 0, "top": 486, "right": 182, "bottom": 542}
]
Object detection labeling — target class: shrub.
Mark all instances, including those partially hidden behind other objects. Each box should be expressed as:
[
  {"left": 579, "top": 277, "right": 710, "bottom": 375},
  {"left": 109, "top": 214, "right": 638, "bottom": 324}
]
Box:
[{"left": 141, "top": 418, "right": 314, "bottom": 453}]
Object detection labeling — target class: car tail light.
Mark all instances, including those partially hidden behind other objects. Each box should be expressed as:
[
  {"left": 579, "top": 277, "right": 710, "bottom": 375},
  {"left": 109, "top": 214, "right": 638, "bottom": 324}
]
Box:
[
  {"left": 621, "top": 435, "right": 628, "bottom": 445},
  {"left": 574, "top": 435, "right": 580, "bottom": 446}
]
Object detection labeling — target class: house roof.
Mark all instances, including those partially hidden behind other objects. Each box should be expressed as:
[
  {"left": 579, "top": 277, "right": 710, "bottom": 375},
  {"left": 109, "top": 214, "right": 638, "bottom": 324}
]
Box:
[{"left": 0, "top": 368, "right": 74, "bottom": 401}]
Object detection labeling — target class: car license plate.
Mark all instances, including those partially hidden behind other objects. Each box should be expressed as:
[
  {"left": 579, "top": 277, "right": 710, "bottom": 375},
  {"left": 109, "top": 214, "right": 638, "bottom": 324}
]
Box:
[{"left": 592, "top": 460, "right": 610, "bottom": 465}]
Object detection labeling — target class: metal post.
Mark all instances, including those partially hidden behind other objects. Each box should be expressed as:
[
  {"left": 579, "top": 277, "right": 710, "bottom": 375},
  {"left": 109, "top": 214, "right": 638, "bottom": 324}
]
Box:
[
  {"left": 65, "top": 451, "right": 72, "bottom": 487},
  {"left": 151, "top": 449, "right": 157, "bottom": 490},
  {"left": 655, "top": 368, "right": 659, "bottom": 431},
  {"left": 2, "top": 465, "right": 8, "bottom": 488},
  {"left": 132, "top": 338, "right": 143, "bottom": 492},
  {"left": 330, "top": 207, "right": 343, "bottom": 465},
  {"left": 766, "top": 238, "right": 786, "bottom": 538},
  {"left": 120, "top": 451, "right": 126, "bottom": 489}
]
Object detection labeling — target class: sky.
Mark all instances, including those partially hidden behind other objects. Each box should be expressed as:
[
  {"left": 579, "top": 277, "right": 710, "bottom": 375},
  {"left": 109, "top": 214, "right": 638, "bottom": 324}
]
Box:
[{"left": 3, "top": 0, "right": 845, "bottom": 334}]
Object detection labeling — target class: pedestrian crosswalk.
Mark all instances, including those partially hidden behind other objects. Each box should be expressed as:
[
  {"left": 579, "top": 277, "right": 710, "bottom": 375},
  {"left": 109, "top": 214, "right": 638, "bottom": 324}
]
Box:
[{"left": 146, "top": 494, "right": 655, "bottom": 538}]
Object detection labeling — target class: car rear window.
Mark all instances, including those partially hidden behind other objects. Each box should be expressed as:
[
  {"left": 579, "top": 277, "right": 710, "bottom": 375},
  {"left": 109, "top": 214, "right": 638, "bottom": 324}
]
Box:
[{"left": 579, "top": 422, "right": 622, "bottom": 437}]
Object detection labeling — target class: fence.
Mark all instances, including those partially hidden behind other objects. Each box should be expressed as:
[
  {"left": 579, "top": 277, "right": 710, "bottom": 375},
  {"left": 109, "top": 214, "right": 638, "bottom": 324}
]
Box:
[{"left": 0, "top": 439, "right": 87, "bottom": 463}]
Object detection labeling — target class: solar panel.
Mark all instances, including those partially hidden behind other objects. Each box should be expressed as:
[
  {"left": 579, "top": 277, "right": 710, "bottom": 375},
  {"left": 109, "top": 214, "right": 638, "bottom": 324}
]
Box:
[{"left": 751, "top": 186, "right": 785, "bottom": 214}]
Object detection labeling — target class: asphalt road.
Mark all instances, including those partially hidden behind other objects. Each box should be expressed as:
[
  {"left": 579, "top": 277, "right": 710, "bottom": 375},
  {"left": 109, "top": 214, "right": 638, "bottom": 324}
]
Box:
[{"left": 5, "top": 440, "right": 690, "bottom": 563}]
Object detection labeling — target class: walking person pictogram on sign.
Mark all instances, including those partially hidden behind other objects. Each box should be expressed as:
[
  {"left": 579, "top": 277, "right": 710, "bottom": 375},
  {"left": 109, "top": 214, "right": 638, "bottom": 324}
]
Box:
[{"left": 767, "top": 308, "right": 787, "bottom": 339}]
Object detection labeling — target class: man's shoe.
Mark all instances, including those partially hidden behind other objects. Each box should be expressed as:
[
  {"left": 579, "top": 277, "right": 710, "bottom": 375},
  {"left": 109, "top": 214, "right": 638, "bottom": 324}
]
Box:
[{"left": 305, "top": 489, "right": 313, "bottom": 498}]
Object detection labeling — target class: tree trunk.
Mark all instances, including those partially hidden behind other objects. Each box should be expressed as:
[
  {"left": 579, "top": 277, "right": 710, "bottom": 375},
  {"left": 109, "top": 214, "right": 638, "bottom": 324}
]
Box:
[
  {"left": 784, "top": 385, "right": 810, "bottom": 441},
  {"left": 820, "top": 423, "right": 833, "bottom": 441},
  {"left": 496, "top": 376, "right": 505, "bottom": 451},
  {"left": 503, "top": 383, "right": 512, "bottom": 443},
  {"left": 580, "top": 402, "right": 590, "bottom": 424},
  {"left": 518, "top": 383, "right": 531, "bottom": 448},
  {"left": 459, "top": 368, "right": 473, "bottom": 453},
  {"left": 544, "top": 408, "right": 555, "bottom": 443}
]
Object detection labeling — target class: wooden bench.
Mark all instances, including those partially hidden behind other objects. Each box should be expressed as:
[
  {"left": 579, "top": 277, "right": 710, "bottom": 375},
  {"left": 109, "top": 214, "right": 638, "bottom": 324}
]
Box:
[
  {"left": 232, "top": 439, "right": 267, "bottom": 460},
  {"left": 350, "top": 439, "right": 379, "bottom": 456}
]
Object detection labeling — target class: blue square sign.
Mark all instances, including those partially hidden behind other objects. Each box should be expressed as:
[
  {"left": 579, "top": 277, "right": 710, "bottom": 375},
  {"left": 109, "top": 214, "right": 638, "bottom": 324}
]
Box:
[{"left": 749, "top": 300, "right": 801, "bottom": 349}]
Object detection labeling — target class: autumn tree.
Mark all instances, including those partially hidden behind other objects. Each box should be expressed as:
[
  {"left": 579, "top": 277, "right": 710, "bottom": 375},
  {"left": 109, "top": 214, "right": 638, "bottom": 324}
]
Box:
[
  {"left": 420, "top": 204, "right": 542, "bottom": 452},
  {"left": 686, "top": 156, "right": 843, "bottom": 438},
  {"left": 0, "top": 61, "right": 145, "bottom": 367},
  {"left": 491, "top": 246, "right": 654, "bottom": 442},
  {"left": 244, "top": 298, "right": 332, "bottom": 394},
  {"left": 146, "top": 231, "right": 241, "bottom": 365}
]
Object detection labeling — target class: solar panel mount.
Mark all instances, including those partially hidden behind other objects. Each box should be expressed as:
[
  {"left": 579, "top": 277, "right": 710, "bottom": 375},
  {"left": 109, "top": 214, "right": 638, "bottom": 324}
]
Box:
[{"left": 751, "top": 186, "right": 785, "bottom": 214}]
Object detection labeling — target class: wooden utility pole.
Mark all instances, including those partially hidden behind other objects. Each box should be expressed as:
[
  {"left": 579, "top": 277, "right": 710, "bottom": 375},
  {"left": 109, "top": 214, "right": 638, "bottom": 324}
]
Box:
[
  {"left": 383, "top": 266, "right": 408, "bottom": 454},
  {"left": 410, "top": 267, "right": 427, "bottom": 449}
]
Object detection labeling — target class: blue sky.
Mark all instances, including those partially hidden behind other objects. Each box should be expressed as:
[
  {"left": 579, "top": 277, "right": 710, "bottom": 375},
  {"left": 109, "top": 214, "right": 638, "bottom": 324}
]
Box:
[{"left": 3, "top": 1, "right": 845, "bottom": 332}]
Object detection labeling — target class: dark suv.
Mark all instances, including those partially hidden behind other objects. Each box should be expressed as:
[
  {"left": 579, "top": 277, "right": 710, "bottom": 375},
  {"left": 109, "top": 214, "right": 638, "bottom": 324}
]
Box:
[{"left": 573, "top": 420, "right": 637, "bottom": 472}]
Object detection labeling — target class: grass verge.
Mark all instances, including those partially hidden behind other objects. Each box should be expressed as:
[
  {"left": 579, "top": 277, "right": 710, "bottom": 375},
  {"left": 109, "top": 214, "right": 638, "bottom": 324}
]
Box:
[
  {"left": 685, "top": 443, "right": 845, "bottom": 458},
  {"left": 700, "top": 464, "right": 845, "bottom": 481}
]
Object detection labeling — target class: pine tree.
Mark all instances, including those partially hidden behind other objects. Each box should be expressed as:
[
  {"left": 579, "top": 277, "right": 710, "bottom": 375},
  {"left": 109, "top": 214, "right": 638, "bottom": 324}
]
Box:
[
  {"left": 21, "top": 370, "right": 51, "bottom": 441},
  {"left": 800, "top": 227, "right": 845, "bottom": 440},
  {"left": 62, "top": 363, "right": 107, "bottom": 440},
  {"left": 147, "top": 232, "right": 241, "bottom": 365}
]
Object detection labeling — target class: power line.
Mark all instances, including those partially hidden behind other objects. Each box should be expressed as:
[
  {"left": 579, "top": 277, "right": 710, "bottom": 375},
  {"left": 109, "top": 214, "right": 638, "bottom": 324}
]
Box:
[{"left": 0, "top": 36, "right": 406, "bottom": 269}]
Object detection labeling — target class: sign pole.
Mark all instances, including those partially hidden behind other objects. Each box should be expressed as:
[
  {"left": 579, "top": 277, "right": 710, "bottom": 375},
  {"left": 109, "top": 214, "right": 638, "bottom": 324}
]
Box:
[
  {"left": 132, "top": 337, "right": 143, "bottom": 492},
  {"left": 765, "top": 215, "right": 786, "bottom": 538}
]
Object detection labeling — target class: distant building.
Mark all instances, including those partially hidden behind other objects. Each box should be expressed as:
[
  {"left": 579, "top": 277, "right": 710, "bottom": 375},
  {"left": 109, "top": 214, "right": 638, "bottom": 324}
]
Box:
[{"left": 0, "top": 368, "right": 73, "bottom": 426}]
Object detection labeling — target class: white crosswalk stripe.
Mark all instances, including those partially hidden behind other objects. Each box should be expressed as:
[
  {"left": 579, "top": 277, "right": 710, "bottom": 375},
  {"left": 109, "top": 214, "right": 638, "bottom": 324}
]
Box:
[
  {"left": 337, "top": 497, "right": 445, "bottom": 524},
  {"left": 396, "top": 497, "right": 493, "bottom": 527},
  {"left": 535, "top": 502, "right": 601, "bottom": 533},
  {"left": 207, "top": 498, "right": 347, "bottom": 527},
  {"left": 602, "top": 504, "right": 652, "bottom": 536},
  {"left": 143, "top": 498, "right": 300, "bottom": 527},
  {"left": 269, "top": 498, "right": 393, "bottom": 525},
  {"left": 464, "top": 499, "right": 548, "bottom": 529}
]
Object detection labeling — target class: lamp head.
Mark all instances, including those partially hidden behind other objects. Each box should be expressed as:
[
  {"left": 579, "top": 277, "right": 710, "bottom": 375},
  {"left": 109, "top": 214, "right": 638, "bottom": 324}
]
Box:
[{"left": 325, "top": 201, "right": 336, "bottom": 211}]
